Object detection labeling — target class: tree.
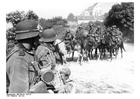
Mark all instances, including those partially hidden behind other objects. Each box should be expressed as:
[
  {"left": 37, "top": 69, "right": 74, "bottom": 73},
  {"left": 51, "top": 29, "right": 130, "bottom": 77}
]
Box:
[
  {"left": 6, "top": 10, "right": 25, "bottom": 27},
  {"left": 104, "top": 2, "right": 134, "bottom": 42},
  {"left": 25, "top": 10, "right": 39, "bottom": 21},
  {"left": 67, "top": 13, "right": 75, "bottom": 22},
  {"left": 6, "top": 10, "right": 39, "bottom": 28},
  {"left": 39, "top": 16, "right": 68, "bottom": 30}
]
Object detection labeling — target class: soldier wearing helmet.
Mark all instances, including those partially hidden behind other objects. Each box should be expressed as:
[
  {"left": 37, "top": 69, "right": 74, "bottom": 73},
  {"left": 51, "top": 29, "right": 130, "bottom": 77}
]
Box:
[
  {"left": 32, "top": 29, "right": 61, "bottom": 93},
  {"left": 35, "top": 29, "right": 57, "bottom": 70},
  {"left": 95, "top": 26, "right": 101, "bottom": 35},
  {"left": 6, "top": 20, "right": 40, "bottom": 93},
  {"left": 60, "top": 66, "right": 71, "bottom": 81},
  {"left": 111, "top": 25, "right": 117, "bottom": 36},
  {"left": 115, "top": 28, "right": 123, "bottom": 41},
  {"left": 59, "top": 66, "right": 76, "bottom": 93}
]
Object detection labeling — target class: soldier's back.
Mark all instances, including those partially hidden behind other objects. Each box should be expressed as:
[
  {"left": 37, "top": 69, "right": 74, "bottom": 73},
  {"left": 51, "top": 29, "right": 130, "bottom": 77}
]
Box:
[
  {"left": 6, "top": 45, "right": 34, "bottom": 93},
  {"left": 35, "top": 45, "right": 56, "bottom": 69}
]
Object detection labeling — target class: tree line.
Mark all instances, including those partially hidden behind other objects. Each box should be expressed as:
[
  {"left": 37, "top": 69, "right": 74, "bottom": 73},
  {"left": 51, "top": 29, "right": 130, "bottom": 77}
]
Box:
[{"left": 6, "top": 2, "right": 134, "bottom": 43}]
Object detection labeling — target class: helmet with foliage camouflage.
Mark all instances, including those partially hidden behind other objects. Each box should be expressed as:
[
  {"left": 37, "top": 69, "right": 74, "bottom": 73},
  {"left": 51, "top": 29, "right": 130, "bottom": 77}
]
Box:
[
  {"left": 39, "top": 29, "right": 57, "bottom": 42},
  {"left": 15, "top": 20, "right": 40, "bottom": 40}
]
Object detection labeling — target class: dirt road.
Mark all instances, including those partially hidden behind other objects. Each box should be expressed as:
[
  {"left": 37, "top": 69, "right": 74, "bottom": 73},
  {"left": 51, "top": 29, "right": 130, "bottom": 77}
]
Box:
[{"left": 66, "top": 43, "right": 134, "bottom": 93}]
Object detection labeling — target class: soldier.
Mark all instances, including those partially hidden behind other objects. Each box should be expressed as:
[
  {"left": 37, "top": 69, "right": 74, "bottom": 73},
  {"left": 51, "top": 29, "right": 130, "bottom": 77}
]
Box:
[
  {"left": 64, "top": 30, "right": 73, "bottom": 41},
  {"left": 59, "top": 66, "right": 76, "bottom": 93},
  {"left": 115, "top": 28, "right": 123, "bottom": 42},
  {"left": 88, "top": 23, "right": 93, "bottom": 34},
  {"left": 33, "top": 29, "right": 75, "bottom": 93},
  {"left": 6, "top": 20, "right": 40, "bottom": 93},
  {"left": 112, "top": 25, "right": 117, "bottom": 35},
  {"left": 116, "top": 28, "right": 123, "bottom": 37},
  {"left": 96, "top": 26, "right": 101, "bottom": 35},
  {"left": 35, "top": 29, "right": 57, "bottom": 70}
]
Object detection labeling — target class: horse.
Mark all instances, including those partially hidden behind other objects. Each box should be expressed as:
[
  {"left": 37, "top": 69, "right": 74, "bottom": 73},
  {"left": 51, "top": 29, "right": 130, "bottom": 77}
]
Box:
[
  {"left": 112, "top": 36, "right": 126, "bottom": 59},
  {"left": 54, "top": 39, "right": 67, "bottom": 65},
  {"left": 71, "top": 39, "right": 84, "bottom": 65}
]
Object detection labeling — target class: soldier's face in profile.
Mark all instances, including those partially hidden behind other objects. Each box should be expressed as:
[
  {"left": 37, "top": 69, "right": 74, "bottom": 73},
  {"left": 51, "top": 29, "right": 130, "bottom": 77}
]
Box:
[
  {"left": 33, "top": 35, "right": 40, "bottom": 48},
  {"left": 61, "top": 73, "right": 69, "bottom": 81}
]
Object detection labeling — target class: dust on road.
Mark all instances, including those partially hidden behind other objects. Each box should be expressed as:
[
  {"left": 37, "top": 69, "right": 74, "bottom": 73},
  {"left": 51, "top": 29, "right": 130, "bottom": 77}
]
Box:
[{"left": 66, "top": 43, "right": 134, "bottom": 93}]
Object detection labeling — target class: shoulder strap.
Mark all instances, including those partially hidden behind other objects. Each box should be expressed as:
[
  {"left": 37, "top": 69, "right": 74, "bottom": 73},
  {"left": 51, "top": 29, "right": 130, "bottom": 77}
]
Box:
[
  {"left": 41, "top": 44, "right": 53, "bottom": 52},
  {"left": 6, "top": 48, "right": 19, "bottom": 62}
]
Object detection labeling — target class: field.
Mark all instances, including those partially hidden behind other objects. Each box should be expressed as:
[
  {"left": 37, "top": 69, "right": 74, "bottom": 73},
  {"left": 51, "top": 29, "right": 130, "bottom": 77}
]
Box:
[{"left": 66, "top": 43, "right": 134, "bottom": 93}]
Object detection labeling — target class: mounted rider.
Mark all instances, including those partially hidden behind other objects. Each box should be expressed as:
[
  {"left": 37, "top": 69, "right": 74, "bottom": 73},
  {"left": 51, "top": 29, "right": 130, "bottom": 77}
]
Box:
[
  {"left": 111, "top": 25, "right": 117, "bottom": 36},
  {"left": 96, "top": 26, "right": 102, "bottom": 35}
]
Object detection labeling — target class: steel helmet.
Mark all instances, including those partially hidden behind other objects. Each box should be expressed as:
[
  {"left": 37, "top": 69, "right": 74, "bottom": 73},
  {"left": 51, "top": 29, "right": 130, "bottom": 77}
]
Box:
[
  {"left": 60, "top": 66, "right": 71, "bottom": 77},
  {"left": 15, "top": 20, "right": 40, "bottom": 40},
  {"left": 39, "top": 29, "right": 57, "bottom": 42}
]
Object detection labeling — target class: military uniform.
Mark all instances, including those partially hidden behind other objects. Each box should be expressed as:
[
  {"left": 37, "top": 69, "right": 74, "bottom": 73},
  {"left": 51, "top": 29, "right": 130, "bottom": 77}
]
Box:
[
  {"left": 35, "top": 29, "right": 57, "bottom": 69},
  {"left": 35, "top": 44, "right": 56, "bottom": 69},
  {"left": 6, "top": 20, "right": 40, "bottom": 93},
  {"left": 115, "top": 29, "right": 123, "bottom": 42},
  {"left": 6, "top": 45, "right": 35, "bottom": 93}
]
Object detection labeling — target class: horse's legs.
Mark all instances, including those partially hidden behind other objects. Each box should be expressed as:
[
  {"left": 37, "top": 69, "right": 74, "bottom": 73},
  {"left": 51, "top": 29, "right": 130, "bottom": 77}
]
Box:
[
  {"left": 120, "top": 42, "right": 125, "bottom": 58},
  {"left": 114, "top": 47, "right": 119, "bottom": 59},
  {"left": 98, "top": 48, "right": 101, "bottom": 60},
  {"left": 110, "top": 48, "right": 113, "bottom": 61},
  {"left": 62, "top": 55, "right": 67, "bottom": 64},
  {"left": 91, "top": 48, "right": 93, "bottom": 59},
  {"left": 103, "top": 48, "right": 105, "bottom": 59},
  {"left": 81, "top": 49, "right": 84, "bottom": 62},
  {"left": 72, "top": 50, "right": 75, "bottom": 61},
  {"left": 94, "top": 48, "right": 98, "bottom": 60},
  {"left": 89, "top": 49, "right": 93, "bottom": 60},
  {"left": 76, "top": 50, "right": 83, "bottom": 65},
  {"left": 121, "top": 47, "right": 123, "bottom": 58}
]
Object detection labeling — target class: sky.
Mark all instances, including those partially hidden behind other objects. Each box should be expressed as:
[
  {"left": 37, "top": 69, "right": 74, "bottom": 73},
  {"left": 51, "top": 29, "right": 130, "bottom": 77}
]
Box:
[
  {"left": 3, "top": 0, "right": 140, "bottom": 96},
  {"left": 6, "top": 0, "right": 121, "bottom": 19},
  {"left": 6, "top": 0, "right": 122, "bottom": 29}
]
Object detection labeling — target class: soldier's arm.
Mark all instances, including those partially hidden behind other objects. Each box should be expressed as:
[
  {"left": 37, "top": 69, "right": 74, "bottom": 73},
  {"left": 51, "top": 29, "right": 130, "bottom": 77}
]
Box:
[{"left": 8, "top": 57, "right": 29, "bottom": 93}]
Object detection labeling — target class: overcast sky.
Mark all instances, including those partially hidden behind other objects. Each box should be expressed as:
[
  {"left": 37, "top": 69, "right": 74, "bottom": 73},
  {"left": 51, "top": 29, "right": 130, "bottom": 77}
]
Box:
[
  {"left": 6, "top": 0, "right": 123, "bottom": 29},
  {"left": 6, "top": 0, "right": 122, "bottom": 19}
]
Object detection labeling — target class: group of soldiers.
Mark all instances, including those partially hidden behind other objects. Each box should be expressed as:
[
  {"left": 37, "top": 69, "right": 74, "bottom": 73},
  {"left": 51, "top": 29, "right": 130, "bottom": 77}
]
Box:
[
  {"left": 63, "top": 23, "right": 124, "bottom": 62},
  {"left": 6, "top": 19, "right": 124, "bottom": 93},
  {"left": 6, "top": 20, "right": 75, "bottom": 93}
]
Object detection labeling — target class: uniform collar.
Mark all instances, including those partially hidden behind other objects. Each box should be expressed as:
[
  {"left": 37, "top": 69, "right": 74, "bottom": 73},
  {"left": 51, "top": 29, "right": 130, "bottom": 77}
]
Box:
[{"left": 16, "top": 43, "right": 34, "bottom": 55}]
